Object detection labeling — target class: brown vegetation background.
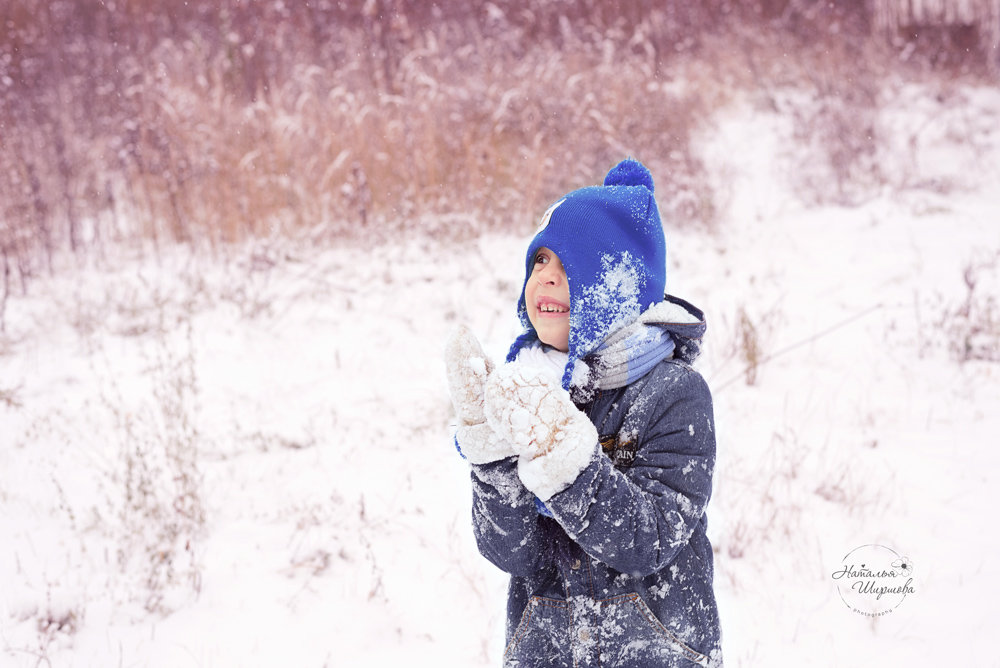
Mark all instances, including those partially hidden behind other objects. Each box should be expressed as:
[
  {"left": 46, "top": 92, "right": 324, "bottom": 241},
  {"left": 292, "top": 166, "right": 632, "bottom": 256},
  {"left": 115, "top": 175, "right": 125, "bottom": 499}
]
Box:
[{"left": 1, "top": 0, "right": 996, "bottom": 281}]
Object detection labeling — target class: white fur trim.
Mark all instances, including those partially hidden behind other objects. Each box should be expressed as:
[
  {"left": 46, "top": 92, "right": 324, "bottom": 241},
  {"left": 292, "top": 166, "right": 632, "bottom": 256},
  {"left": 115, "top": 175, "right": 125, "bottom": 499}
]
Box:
[
  {"left": 640, "top": 299, "right": 701, "bottom": 325},
  {"left": 515, "top": 344, "right": 591, "bottom": 391},
  {"left": 513, "top": 344, "right": 567, "bottom": 384}
]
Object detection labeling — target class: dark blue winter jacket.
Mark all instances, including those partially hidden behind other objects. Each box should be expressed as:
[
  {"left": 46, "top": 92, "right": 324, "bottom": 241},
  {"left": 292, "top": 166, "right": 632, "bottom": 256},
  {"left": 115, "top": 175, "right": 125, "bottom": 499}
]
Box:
[{"left": 469, "top": 309, "right": 721, "bottom": 667}]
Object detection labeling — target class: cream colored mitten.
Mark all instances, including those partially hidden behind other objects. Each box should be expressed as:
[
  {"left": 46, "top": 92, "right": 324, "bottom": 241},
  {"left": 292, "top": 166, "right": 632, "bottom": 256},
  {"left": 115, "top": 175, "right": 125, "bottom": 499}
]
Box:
[
  {"left": 444, "top": 325, "right": 517, "bottom": 464},
  {"left": 484, "top": 363, "right": 598, "bottom": 501}
]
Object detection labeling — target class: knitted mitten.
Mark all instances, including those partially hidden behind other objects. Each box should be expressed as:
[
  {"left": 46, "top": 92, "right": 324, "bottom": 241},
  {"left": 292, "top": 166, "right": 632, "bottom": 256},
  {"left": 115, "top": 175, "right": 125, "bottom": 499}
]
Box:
[
  {"left": 444, "top": 325, "right": 516, "bottom": 464},
  {"left": 484, "top": 363, "right": 597, "bottom": 501}
]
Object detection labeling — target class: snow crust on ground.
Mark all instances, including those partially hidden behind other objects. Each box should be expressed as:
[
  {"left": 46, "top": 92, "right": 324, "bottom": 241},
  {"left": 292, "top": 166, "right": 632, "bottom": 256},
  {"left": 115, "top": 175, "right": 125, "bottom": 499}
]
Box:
[{"left": 2, "top": 82, "right": 1000, "bottom": 666}]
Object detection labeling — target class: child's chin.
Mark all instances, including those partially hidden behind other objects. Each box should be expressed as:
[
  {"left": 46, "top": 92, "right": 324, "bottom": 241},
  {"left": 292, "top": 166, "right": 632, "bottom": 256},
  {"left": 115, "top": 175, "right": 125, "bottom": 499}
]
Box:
[{"left": 538, "top": 334, "right": 569, "bottom": 352}]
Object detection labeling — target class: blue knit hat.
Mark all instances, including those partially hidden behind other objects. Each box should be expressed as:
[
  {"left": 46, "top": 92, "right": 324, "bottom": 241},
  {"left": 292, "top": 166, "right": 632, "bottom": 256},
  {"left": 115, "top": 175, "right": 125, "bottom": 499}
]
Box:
[{"left": 507, "top": 158, "right": 667, "bottom": 389}]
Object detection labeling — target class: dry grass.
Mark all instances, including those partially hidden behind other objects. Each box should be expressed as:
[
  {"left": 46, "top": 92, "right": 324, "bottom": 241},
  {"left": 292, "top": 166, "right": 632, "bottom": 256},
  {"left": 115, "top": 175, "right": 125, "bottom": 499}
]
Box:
[
  {"left": 92, "top": 317, "right": 206, "bottom": 614},
  {"left": 1, "top": 1, "right": 995, "bottom": 289},
  {"left": 0, "top": 384, "right": 21, "bottom": 408},
  {"left": 944, "top": 250, "right": 1000, "bottom": 362},
  {"left": 737, "top": 306, "right": 763, "bottom": 386},
  {"left": 0, "top": 1, "right": 731, "bottom": 271}
]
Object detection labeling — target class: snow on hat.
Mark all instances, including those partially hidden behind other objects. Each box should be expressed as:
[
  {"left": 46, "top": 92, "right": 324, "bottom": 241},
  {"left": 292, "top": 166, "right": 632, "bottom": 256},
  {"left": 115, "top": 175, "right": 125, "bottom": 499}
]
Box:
[{"left": 507, "top": 158, "right": 667, "bottom": 389}]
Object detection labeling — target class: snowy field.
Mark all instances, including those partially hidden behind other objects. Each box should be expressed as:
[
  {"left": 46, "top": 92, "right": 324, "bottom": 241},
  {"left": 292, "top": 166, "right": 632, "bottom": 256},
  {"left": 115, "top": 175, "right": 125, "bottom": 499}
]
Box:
[{"left": 2, "top": 82, "right": 1000, "bottom": 666}]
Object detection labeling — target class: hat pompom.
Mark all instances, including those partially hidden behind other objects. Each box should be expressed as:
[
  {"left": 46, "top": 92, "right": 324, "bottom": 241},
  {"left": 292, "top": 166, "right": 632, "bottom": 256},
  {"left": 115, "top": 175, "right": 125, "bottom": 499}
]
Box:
[{"left": 603, "top": 158, "right": 654, "bottom": 193}]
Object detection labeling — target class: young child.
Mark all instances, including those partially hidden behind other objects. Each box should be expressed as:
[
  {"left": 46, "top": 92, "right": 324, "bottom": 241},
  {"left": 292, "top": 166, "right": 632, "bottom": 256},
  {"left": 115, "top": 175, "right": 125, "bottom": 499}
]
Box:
[{"left": 445, "top": 158, "right": 722, "bottom": 667}]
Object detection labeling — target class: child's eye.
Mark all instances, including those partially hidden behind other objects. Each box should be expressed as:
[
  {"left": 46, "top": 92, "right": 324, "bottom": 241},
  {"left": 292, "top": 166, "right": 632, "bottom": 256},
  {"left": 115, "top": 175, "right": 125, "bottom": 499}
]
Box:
[{"left": 533, "top": 252, "right": 549, "bottom": 265}]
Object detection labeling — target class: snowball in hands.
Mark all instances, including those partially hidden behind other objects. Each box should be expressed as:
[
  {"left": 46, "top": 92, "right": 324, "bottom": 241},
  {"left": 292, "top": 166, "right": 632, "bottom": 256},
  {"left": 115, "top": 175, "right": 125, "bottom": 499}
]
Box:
[
  {"left": 444, "top": 325, "right": 517, "bottom": 464},
  {"left": 485, "top": 363, "right": 598, "bottom": 501}
]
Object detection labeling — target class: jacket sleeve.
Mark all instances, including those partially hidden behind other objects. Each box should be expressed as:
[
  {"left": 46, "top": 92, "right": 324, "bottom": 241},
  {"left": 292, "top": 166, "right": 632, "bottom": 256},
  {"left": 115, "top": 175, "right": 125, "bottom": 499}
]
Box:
[
  {"left": 544, "top": 365, "right": 716, "bottom": 577},
  {"left": 470, "top": 458, "right": 552, "bottom": 576}
]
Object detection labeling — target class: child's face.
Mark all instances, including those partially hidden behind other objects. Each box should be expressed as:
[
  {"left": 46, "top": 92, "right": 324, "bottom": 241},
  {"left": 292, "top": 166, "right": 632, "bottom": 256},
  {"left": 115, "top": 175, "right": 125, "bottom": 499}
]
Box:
[{"left": 525, "top": 247, "right": 571, "bottom": 352}]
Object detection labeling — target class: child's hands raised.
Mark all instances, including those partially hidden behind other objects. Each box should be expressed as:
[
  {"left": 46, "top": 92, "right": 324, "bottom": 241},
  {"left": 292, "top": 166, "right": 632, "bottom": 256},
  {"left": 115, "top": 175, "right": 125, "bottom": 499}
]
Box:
[
  {"left": 444, "top": 324, "right": 495, "bottom": 425},
  {"left": 484, "top": 363, "right": 597, "bottom": 500},
  {"left": 444, "top": 325, "right": 516, "bottom": 464},
  {"left": 484, "top": 364, "right": 566, "bottom": 459}
]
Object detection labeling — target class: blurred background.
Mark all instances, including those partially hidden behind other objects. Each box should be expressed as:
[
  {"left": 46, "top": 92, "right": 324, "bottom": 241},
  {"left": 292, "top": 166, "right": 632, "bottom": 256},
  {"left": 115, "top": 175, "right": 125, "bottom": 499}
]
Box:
[{"left": 3, "top": 0, "right": 997, "bottom": 264}]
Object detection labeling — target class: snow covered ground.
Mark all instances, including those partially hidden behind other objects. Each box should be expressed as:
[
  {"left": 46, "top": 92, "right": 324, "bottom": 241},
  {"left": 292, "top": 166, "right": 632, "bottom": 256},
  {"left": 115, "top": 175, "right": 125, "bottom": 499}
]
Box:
[{"left": 2, "top": 82, "right": 1000, "bottom": 666}]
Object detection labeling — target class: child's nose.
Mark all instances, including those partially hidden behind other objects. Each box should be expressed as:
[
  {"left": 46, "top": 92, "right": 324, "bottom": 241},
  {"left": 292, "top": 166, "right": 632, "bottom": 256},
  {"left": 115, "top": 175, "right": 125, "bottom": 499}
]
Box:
[{"left": 538, "top": 263, "right": 561, "bottom": 285}]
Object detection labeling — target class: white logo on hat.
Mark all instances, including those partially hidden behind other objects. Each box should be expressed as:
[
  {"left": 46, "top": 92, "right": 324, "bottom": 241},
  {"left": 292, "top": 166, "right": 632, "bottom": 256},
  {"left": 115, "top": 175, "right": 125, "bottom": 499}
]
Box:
[{"left": 537, "top": 199, "right": 565, "bottom": 232}]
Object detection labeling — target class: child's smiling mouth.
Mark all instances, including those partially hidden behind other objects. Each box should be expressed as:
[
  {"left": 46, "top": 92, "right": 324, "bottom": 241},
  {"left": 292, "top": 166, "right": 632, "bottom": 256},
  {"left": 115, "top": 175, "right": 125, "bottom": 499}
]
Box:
[{"left": 536, "top": 296, "right": 569, "bottom": 316}]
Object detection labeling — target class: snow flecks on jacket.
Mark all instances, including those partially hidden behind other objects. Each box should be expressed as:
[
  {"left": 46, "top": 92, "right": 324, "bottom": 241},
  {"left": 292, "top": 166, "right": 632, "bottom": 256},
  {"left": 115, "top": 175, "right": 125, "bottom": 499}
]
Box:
[
  {"left": 472, "top": 296, "right": 722, "bottom": 665},
  {"left": 471, "top": 459, "right": 532, "bottom": 508}
]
